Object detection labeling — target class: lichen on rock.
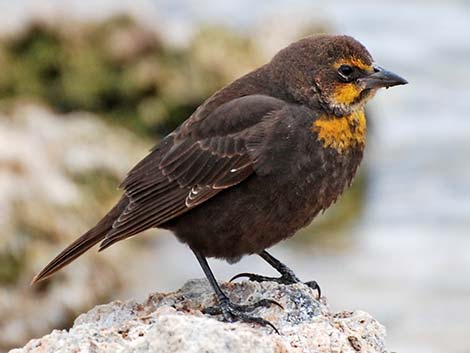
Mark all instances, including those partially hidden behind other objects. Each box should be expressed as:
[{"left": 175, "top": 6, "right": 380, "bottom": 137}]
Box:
[{"left": 10, "top": 279, "right": 388, "bottom": 353}]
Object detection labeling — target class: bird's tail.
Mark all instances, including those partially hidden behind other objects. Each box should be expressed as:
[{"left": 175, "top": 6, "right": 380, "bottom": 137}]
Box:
[{"left": 31, "top": 196, "right": 129, "bottom": 284}]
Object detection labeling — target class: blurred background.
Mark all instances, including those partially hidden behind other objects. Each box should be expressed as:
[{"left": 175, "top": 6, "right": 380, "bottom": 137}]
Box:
[{"left": 0, "top": 0, "right": 469, "bottom": 352}]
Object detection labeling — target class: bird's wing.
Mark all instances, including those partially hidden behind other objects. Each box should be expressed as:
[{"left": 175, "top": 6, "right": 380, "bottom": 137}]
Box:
[
  {"left": 98, "top": 95, "right": 285, "bottom": 250},
  {"left": 32, "top": 95, "right": 285, "bottom": 283}
]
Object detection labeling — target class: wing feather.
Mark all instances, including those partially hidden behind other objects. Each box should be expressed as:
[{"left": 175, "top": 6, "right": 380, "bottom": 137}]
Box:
[
  {"left": 33, "top": 94, "right": 288, "bottom": 283},
  {"left": 99, "top": 95, "right": 286, "bottom": 249}
]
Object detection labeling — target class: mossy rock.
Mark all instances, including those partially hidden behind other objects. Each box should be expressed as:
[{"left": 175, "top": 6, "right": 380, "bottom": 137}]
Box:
[{"left": 0, "top": 17, "right": 263, "bottom": 138}]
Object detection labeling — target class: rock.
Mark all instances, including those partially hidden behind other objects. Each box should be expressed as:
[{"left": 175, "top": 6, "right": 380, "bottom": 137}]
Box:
[
  {"left": 10, "top": 279, "right": 388, "bottom": 353},
  {"left": 0, "top": 103, "right": 151, "bottom": 351}
]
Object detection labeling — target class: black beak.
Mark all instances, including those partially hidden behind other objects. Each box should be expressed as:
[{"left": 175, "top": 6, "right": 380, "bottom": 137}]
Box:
[{"left": 358, "top": 66, "right": 408, "bottom": 89}]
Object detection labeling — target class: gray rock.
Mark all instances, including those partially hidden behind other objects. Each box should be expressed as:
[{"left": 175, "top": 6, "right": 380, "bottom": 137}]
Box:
[
  {"left": 10, "top": 279, "right": 388, "bottom": 353},
  {"left": 0, "top": 104, "right": 150, "bottom": 350}
]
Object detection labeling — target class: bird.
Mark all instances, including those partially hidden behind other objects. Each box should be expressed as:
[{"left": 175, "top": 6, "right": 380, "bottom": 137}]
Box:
[{"left": 32, "top": 34, "right": 407, "bottom": 328}]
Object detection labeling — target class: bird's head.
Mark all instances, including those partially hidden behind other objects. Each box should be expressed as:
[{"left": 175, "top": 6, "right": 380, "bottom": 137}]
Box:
[{"left": 269, "top": 35, "right": 408, "bottom": 116}]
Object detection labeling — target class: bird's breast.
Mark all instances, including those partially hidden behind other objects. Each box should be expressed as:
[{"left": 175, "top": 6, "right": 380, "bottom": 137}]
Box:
[{"left": 312, "top": 109, "right": 366, "bottom": 153}]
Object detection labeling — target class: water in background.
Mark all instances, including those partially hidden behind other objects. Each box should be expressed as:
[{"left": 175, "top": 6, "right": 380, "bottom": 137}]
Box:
[
  {"left": 2, "top": 1, "right": 469, "bottom": 352},
  {"left": 118, "top": 2, "right": 470, "bottom": 353}
]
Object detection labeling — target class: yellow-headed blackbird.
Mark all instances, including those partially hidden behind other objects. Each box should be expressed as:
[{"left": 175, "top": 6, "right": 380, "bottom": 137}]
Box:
[{"left": 33, "top": 34, "right": 407, "bottom": 328}]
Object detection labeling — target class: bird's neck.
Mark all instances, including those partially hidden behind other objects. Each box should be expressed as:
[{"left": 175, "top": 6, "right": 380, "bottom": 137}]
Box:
[{"left": 312, "top": 109, "right": 366, "bottom": 153}]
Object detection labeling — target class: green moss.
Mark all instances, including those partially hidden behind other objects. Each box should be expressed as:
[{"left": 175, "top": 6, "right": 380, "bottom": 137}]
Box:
[
  {"left": 0, "top": 250, "right": 25, "bottom": 285},
  {"left": 0, "top": 17, "right": 263, "bottom": 138},
  {"left": 1, "top": 24, "right": 63, "bottom": 101}
]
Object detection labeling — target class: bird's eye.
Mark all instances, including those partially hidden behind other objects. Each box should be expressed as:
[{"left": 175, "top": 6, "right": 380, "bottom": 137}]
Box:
[{"left": 338, "top": 65, "right": 353, "bottom": 79}]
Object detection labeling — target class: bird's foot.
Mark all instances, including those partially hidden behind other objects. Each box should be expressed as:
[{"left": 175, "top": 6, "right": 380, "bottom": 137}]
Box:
[
  {"left": 230, "top": 271, "right": 321, "bottom": 299},
  {"left": 202, "top": 296, "right": 282, "bottom": 333}
]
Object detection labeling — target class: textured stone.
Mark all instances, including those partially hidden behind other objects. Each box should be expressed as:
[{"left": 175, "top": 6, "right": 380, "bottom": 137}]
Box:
[
  {"left": 10, "top": 279, "right": 388, "bottom": 353},
  {"left": 0, "top": 104, "right": 150, "bottom": 350}
]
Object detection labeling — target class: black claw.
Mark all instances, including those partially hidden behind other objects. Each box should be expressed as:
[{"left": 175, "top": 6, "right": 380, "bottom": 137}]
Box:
[
  {"left": 235, "top": 298, "right": 283, "bottom": 311},
  {"left": 304, "top": 280, "right": 322, "bottom": 299},
  {"left": 202, "top": 297, "right": 280, "bottom": 334},
  {"left": 229, "top": 272, "right": 251, "bottom": 282},
  {"left": 231, "top": 271, "right": 321, "bottom": 299},
  {"left": 239, "top": 314, "right": 280, "bottom": 334},
  {"left": 263, "top": 298, "right": 284, "bottom": 310},
  {"left": 230, "top": 272, "right": 274, "bottom": 283}
]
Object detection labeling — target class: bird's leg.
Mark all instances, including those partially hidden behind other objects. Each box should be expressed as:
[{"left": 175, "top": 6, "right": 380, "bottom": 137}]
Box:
[
  {"left": 230, "top": 250, "right": 321, "bottom": 298},
  {"left": 193, "top": 249, "right": 280, "bottom": 333}
]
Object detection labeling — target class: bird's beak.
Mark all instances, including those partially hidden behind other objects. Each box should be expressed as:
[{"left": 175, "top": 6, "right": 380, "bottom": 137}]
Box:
[{"left": 358, "top": 66, "right": 408, "bottom": 89}]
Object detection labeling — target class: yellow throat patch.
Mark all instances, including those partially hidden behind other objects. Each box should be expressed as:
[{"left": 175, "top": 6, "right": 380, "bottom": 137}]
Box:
[
  {"left": 332, "top": 58, "right": 373, "bottom": 105},
  {"left": 313, "top": 110, "right": 366, "bottom": 153},
  {"left": 332, "top": 84, "right": 363, "bottom": 105}
]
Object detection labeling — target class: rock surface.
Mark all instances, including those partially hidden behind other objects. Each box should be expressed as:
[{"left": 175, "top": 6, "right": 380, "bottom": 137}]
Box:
[
  {"left": 0, "top": 104, "right": 151, "bottom": 350},
  {"left": 11, "top": 279, "right": 388, "bottom": 353}
]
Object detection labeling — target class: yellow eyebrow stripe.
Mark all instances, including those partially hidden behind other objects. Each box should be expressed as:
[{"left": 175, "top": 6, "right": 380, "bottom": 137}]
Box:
[{"left": 334, "top": 58, "right": 372, "bottom": 72}]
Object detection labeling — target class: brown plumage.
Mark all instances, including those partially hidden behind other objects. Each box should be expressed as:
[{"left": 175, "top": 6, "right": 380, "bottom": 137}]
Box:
[{"left": 32, "top": 34, "right": 407, "bottom": 328}]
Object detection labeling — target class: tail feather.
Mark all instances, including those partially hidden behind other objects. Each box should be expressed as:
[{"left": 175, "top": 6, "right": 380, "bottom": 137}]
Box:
[{"left": 31, "top": 197, "right": 128, "bottom": 284}]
